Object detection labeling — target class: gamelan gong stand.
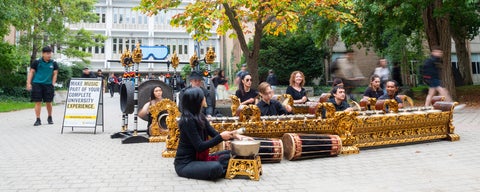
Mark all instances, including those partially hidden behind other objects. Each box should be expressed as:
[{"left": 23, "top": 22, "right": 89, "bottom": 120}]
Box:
[
  {"left": 110, "top": 48, "right": 134, "bottom": 139},
  {"left": 121, "top": 43, "right": 149, "bottom": 144},
  {"left": 225, "top": 154, "right": 262, "bottom": 181}
]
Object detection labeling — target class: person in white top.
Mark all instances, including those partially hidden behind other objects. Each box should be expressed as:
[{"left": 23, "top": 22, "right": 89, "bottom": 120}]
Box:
[{"left": 374, "top": 58, "right": 390, "bottom": 91}]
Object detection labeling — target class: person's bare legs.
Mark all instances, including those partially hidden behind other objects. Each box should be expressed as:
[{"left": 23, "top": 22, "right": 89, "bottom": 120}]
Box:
[
  {"left": 35, "top": 102, "right": 42, "bottom": 118},
  {"left": 436, "top": 87, "right": 452, "bottom": 102},
  {"left": 425, "top": 88, "right": 436, "bottom": 106},
  {"left": 46, "top": 102, "right": 53, "bottom": 116}
]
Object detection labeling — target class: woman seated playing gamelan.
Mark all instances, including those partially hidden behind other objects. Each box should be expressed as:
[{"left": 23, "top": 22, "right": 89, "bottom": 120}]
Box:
[
  {"left": 363, "top": 74, "right": 383, "bottom": 99},
  {"left": 174, "top": 87, "right": 252, "bottom": 180},
  {"left": 138, "top": 86, "right": 163, "bottom": 135},
  {"left": 256, "top": 82, "right": 293, "bottom": 116},
  {"left": 235, "top": 73, "right": 258, "bottom": 105},
  {"left": 378, "top": 80, "right": 403, "bottom": 108},
  {"left": 286, "top": 71, "right": 308, "bottom": 104}
]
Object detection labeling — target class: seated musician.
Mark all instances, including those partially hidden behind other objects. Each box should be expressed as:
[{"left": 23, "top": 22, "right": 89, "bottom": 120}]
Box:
[
  {"left": 378, "top": 80, "right": 404, "bottom": 108},
  {"left": 175, "top": 87, "right": 251, "bottom": 180},
  {"left": 138, "top": 86, "right": 163, "bottom": 135},
  {"left": 325, "top": 78, "right": 344, "bottom": 100},
  {"left": 286, "top": 71, "right": 308, "bottom": 104},
  {"left": 235, "top": 73, "right": 258, "bottom": 105},
  {"left": 363, "top": 74, "right": 383, "bottom": 99},
  {"left": 327, "top": 86, "right": 354, "bottom": 112},
  {"left": 257, "top": 82, "right": 293, "bottom": 116}
]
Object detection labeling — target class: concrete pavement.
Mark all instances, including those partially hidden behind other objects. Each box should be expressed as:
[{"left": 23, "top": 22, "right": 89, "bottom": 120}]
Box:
[{"left": 1, "top": 93, "right": 479, "bottom": 192}]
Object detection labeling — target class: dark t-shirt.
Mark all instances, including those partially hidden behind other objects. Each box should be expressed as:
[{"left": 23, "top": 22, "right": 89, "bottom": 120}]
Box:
[
  {"left": 327, "top": 97, "right": 350, "bottom": 112},
  {"left": 81, "top": 72, "right": 96, "bottom": 78},
  {"left": 256, "top": 99, "right": 289, "bottom": 116},
  {"left": 378, "top": 94, "right": 403, "bottom": 104},
  {"left": 286, "top": 86, "right": 307, "bottom": 101},
  {"left": 422, "top": 55, "right": 441, "bottom": 80},
  {"left": 179, "top": 86, "right": 214, "bottom": 116},
  {"left": 363, "top": 87, "right": 383, "bottom": 99},
  {"left": 266, "top": 74, "right": 278, "bottom": 86},
  {"left": 235, "top": 88, "right": 258, "bottom": 104},
  {"left": 31, "top": 59, "right": 59, "bottom": 85},
  {"left": 212, "top": 76, "right": 227, "bottom": 88}
]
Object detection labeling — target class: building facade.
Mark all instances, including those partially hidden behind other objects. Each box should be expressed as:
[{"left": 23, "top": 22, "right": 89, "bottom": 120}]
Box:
[{"left": 68, "top": 0, "right": 220, "bottom": 76}]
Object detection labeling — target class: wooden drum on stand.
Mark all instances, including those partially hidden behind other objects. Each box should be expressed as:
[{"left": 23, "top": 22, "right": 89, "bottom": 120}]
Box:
[
  {"left": 282, "top": 133, "right": 342, "bottom": 161},
  {"left": 224, "top": 137, "right": 283, "bottom": 163}
]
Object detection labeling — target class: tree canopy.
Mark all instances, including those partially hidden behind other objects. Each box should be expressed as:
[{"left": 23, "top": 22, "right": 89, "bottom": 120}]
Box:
[
  {"left": 8, "top": 0, "right": 105, "bottom": 64},
  {"left": 258, "top": 33, "right": 325, "bottom": 86},
  {"left": 136, "top": 0, "right": 359, "bottom": 88}
]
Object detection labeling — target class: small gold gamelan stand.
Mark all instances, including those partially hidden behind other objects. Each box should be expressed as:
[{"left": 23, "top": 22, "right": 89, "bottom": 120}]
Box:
[{"left": 225, "top": 155, "right": 262, "bottom": 181}]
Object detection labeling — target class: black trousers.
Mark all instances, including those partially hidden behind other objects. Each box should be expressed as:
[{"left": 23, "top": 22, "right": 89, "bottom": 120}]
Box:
[
  {"left": 108, "top": 83, "right": 115, "bottom": 97},
  {"left": 175, "top": 150, "right": 231, "bottom": 180}
]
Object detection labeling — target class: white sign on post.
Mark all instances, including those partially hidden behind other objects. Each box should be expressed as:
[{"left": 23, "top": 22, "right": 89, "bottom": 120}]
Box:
[{"left": 62, "top": 78, "right": 102, "bottom": 131}]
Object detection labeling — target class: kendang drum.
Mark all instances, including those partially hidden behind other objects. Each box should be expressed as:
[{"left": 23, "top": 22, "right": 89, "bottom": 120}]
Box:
[
  {"left": 255, "top": 137, "right": 283, "bottom": 163},
  {"left": 224, "top": 138, "right": 283, "bottom": 163},
  {"left": 282, "top": 133, "right": 342, "bottom": 161}
]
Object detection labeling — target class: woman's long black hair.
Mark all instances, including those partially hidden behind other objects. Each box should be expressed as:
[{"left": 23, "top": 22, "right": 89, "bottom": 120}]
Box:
[
  {"left": 217, "top": 69, "right": 225, "bottom": 78},
  {"left": 238, "top": 72, "right": 250, "bottom": 96},
  {"left": 179, "top": 87, "right": 206, "bottom": 130},
  {"left": 150, "top": 86, "right": 162, "bottom": 101}
]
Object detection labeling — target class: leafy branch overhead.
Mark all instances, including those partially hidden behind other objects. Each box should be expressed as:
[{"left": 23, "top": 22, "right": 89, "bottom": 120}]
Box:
[
  {"left": 136, "top": 0, "right": 359, "bottom": 88},
  {"left": 135, "top": 0, "right": 360, "bottom": 41}
]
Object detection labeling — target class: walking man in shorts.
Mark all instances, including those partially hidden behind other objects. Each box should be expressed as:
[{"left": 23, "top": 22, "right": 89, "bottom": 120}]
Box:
[
  {"left": 422, "top": 46, "right": 452, "bottom": 106},
  {"left": 26, "top": 46, "right": 59, "bottom": 126}
]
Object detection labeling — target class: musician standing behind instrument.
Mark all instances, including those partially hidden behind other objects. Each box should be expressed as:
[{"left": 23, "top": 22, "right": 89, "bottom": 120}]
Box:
[
  {"left": 363, "top": 74, "right": 383, "bottom": 99},
  {"left": 378, "top": 80, "right": 403, "bottom": 108},
  {"left": 138, "top": 86, "right": 163, "bottom": 135},
  {"left": 175, "top": 87, "right": 250, "bottom": 180},
  {"left": 257, "top": 82, "right": 292, "bottom": 116},
  {"left": 235, "top": 73, "right": 258, "bottom": 105},
  {"left": 178, "top": 71, "right": 214, "bottom": 117},
  {"left": 286, "top": 71, "right": 308, "bottom": 104}
]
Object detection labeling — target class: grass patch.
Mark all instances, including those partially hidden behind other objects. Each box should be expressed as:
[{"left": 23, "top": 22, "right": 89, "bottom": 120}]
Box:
[
  {"left": 0, "top": 101, "right": 35, "bottom": 112},
  {"left": 456, "top": 84, "right": 480, "bottom": 94}
]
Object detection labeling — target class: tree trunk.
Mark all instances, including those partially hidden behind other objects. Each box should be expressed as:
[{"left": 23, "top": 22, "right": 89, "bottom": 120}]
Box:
[
  {"left": 422, "top": 0, "right": 456, "bottom": 99},
  {"left": 451, "top": 34, "right": 473, "bottom": 85}
]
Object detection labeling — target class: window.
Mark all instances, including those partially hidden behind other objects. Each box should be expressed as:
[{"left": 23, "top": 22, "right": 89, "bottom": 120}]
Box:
[
  {"left": 472, "top": 62, "right": 480, "bottom": 74},
  {"left": 113, "top": 38, "right": 117, "bottom": 54},
  {"left": 184, "top": 45, "right": 188, "bottom": 55},
  {"left": 95, "top": 7, "right": 106, "bottom": 23},
  {"left": 93, "top": 38, "right": 104, "bottom": 54},
  {"left": 113, "top": 8, "right": 124, "bottom": 24}
]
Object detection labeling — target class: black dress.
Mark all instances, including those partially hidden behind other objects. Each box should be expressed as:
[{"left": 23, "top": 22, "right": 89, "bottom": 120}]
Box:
[{"left": 286, "top": 86, "right": 307, "bottom": 102}]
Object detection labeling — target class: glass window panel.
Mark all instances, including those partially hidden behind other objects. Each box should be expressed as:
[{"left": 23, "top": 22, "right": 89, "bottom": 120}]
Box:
[
  {"left": 113, "top": 38, "right": 117, "bottom": 54},
  {"left": 119, "top": 38, "right": 123, "bottom": 52}
]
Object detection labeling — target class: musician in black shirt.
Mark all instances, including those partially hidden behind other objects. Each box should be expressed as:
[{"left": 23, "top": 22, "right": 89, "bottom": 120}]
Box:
[{"left": 256, "top": 82, "right": 292, "bottom": 116}]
